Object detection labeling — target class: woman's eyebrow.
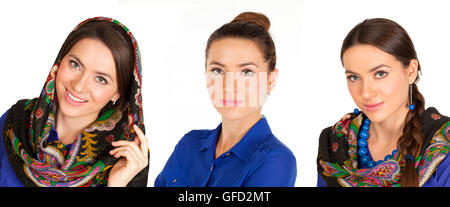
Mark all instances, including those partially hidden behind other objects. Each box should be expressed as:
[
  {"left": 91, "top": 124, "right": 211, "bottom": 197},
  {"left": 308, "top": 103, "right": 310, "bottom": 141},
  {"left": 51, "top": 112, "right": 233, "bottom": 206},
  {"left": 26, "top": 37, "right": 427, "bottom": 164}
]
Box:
[
  {"left": 96, "top": 71, "right": 113, "bottom": 81},
  {"left": 238, "top": 62, "right": 259, "bottom": 68},
  {"left": 208, "top": 61, "right": 225, "bottom": 67},
  {"left": 208, "top": 61, "right": 260, "bottom": 68},
  {"left": 68, "top": 54, "right": 85, "bottom": 68},
  {"left": 345, "top": 69, "right": 357, "bottom": 74},
  {"left": 369, "top": 64, "right": 390, "bottom": 72},
  {"left": 345, "top": 64, "right": 390, "bottom": 74}
]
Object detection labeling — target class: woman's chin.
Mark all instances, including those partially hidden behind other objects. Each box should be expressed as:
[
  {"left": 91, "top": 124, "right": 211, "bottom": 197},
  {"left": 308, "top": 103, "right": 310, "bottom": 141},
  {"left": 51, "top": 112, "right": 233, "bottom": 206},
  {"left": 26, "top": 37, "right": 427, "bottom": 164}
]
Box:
[
  {"left": 58, "top": 103, "right": 85, "bottom": 118},
  {"left": 216, "top": 106, "right": 260, "bottom": 122},
  {"left": 57, "top": 98, "right": 95, "bottom": 119}
]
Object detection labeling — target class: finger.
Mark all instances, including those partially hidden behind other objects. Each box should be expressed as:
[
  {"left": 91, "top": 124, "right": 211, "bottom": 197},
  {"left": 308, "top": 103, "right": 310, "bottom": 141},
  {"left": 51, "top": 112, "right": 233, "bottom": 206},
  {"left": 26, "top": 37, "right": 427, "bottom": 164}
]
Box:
[
  {"left": 134, "top": 135, "right": 141, "bottom": 145},
  {"left": 111, "top": 144, "right": 147, "bottom": 165},
  {"left": 111, "top": 141, "right": 142, "bottom": 157},
  {"left": 112, "top": 140, "right": 137, "bottom": 147},
  {"left": 110, "top": 146, "right": 140, "bottom": 164},
  {"left": 112, "top": 140, "right": 142, "bottom": 151},
  {"left": 111, "top": 140, "right": 148, "bottom": 166},
  {"left": 134, "top": 124, "right": 149, "bottom": 155}
]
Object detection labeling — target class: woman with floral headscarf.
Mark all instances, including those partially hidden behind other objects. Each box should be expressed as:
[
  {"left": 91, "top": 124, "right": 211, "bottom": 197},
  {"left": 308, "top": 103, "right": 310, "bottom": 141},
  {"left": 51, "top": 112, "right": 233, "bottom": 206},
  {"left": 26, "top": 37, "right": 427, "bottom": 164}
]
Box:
[{"left": 0, "top": 17, "right": 149, "bottom": 187}]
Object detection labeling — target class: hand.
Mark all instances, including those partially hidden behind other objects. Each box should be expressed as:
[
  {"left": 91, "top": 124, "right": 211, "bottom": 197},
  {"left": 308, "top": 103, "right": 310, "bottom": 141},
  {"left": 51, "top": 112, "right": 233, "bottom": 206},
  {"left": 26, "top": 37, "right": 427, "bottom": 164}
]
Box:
[{"left": 107, "top": 124, "right": 149, "bottom": 187}]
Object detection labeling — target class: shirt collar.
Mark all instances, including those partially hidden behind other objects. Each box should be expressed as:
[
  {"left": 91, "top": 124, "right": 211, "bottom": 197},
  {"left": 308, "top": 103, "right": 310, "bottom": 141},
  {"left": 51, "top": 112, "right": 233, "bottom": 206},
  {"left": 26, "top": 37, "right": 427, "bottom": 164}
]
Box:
[
  {"left": 230, "top": 116, "right": 272, "bottom": 163},
  {"left": 47, "top": 125, "right": 59, "bottom": 142},
  {"left": 198, "top": 116, "right": 272, "bottom": 163},
  {"left": 197, "top": 124, "right": 222, "bottom": 151}
]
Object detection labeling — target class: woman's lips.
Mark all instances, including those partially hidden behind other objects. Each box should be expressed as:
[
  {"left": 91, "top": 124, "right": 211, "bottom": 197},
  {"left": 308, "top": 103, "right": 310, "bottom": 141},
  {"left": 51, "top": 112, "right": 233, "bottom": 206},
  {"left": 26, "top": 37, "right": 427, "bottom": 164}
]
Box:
[
  {"left": 222, "top": 99, "right": 244, "bottom": 106},
  {"left": 64, "top": 89, "right": 88, "bottom": 106},
  {"left": 364, "top": 102, "right": 384, "bottom": 112}
]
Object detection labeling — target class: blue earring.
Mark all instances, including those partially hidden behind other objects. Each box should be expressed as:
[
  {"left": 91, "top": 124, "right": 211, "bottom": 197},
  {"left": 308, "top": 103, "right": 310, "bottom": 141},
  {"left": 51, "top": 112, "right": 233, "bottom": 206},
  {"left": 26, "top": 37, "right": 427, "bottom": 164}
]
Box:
[
  {"left": 409, "top": 84, "right": 415, "bottom": 110},
  {"left": 354, "top": 108, "right": 360, "bottom": 114}
]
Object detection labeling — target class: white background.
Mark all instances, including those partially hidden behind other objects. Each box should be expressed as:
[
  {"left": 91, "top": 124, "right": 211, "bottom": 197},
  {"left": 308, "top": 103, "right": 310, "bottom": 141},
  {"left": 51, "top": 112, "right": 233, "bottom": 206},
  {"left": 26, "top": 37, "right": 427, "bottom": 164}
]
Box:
[{"left": 0, "top": 0, "right": 448, "bottom": 187}]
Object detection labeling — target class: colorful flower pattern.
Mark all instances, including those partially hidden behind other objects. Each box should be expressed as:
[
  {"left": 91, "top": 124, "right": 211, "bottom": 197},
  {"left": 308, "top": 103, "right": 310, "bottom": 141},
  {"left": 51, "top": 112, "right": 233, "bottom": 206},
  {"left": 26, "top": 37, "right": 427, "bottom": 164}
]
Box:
[
  {"left": 3, "top": 17, "right": 145, "bottom": 187},
  {"left": 320, "top": 113, "right": 449, "bottom": 187}
]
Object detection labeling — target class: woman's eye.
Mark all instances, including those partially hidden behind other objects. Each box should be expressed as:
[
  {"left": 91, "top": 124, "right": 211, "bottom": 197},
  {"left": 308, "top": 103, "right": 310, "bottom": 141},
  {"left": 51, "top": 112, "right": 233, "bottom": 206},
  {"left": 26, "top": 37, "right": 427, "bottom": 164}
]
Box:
[
  {"left": 241, "top": 69, "right": 255, "bottom": 76},
  {"left": 347, "top": 75, "right": 359, "bottom": 82},
  {"left": 211, "top": 68, "right": 224, "bottom": 75},
  {"left": 375, "top": 71, "right": 388, "bottom": 79},
  {"left": 95, "top": 76, "right": 108, "bottom": 84},
  {"left": 69, "top": 60, "right": 80, "bottom": 70}
]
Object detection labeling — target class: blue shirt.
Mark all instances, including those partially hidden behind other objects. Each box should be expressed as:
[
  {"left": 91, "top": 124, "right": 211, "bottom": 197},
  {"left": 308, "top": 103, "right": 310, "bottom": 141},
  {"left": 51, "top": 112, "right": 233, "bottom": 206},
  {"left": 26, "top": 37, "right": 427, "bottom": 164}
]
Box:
[
  {"left": 0, "top": 110, "right": 23, "bottom": 187},
  {"left": 154, "top": 117, "right": 297, "bottom": 187}
]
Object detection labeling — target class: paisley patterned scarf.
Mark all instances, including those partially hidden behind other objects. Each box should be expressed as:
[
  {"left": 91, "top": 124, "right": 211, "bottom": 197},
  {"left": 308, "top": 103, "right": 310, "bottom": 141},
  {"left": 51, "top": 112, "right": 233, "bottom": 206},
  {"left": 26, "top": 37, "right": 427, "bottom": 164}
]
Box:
[
  {"left": 317, "top": 107, "right": 449, "bottom": 187},
  {"left": 2, "top": 17, "right": 146, "bottom": 187}
]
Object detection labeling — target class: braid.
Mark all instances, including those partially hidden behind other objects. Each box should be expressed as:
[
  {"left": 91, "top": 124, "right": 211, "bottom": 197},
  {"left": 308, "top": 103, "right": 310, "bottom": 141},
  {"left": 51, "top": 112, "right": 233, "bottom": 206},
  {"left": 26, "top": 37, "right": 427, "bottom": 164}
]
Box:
[{"left": 397, "top": 84, "right": 425, "bottom": 186}]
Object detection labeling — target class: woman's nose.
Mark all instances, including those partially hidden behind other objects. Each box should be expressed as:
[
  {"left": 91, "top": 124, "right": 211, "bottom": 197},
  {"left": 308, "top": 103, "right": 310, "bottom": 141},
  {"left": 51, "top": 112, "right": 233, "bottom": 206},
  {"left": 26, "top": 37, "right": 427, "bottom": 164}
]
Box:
[
  {"left": 72, "top": 73, "right": 89, "bottom": 93},
  {"left": 360, "top": 79, "right": 377, "bottom": 100}
]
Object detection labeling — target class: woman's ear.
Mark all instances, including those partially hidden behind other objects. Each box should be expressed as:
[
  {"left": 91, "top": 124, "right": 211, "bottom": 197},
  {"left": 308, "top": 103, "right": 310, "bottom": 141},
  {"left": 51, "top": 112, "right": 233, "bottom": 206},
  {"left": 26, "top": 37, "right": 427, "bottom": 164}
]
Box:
[
  {"left": 267, "top": 68, "right": 278, "bottom": 94},
  {"left": 407, "top": 59, "right": 419, "bottom": 84},
  {"left": 111, "top": 93, "right": 120, "bottom": 105}
]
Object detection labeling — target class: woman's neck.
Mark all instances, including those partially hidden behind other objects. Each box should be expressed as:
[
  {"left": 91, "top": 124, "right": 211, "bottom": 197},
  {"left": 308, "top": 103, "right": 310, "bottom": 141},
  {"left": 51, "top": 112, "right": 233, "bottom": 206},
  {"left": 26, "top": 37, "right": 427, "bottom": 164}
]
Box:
[
  {"left": 368, "top": 106, "right": 409, "bottom": 159},
  {"left": 215, "top": 111, "right": 262, "bottom": 159},
  {"left": 56, "top": 110, "right": 98, "bottom": 145}
]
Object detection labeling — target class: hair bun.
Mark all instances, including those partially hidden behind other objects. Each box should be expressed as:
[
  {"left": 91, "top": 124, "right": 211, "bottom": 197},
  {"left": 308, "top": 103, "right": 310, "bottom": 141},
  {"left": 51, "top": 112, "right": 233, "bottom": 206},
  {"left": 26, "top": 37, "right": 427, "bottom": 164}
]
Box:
[{"left": 230, "top": 12, "right": 271, "bottom": 32}]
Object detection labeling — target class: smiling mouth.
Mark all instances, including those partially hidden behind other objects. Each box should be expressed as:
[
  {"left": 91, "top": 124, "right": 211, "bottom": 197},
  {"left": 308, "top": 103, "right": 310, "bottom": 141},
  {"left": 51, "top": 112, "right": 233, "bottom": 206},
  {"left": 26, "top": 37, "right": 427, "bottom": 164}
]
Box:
[{"left": 65, "top": 89, "right": 87, "bottom": 104}]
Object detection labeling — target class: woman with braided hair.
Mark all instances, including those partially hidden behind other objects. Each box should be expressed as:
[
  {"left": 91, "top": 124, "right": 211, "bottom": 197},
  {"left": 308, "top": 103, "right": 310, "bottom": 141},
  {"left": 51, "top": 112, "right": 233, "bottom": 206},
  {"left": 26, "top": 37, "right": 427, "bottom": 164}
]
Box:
[{"left": 317, "top": 18, "right": 449, "bottom": 187}]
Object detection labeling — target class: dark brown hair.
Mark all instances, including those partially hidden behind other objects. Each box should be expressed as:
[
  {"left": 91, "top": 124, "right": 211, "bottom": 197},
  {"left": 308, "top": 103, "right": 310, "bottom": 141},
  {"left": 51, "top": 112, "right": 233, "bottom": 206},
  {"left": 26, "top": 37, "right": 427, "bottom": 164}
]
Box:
[
  {"left": 341, "top": 18, "right": 425, "bottom": 187},
  {"left": 205, "top": 12, "right": 277, "bottom": 71},
  {"left": 56, "top": 20, "right": 135, "bottom": 109}
]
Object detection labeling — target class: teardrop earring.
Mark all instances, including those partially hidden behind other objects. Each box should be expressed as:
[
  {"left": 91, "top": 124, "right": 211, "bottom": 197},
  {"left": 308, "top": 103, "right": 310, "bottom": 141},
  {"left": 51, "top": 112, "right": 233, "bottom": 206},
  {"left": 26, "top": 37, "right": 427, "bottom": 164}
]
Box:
[{"left": 408, "top": 84, "right": 415, "bottom": 110}]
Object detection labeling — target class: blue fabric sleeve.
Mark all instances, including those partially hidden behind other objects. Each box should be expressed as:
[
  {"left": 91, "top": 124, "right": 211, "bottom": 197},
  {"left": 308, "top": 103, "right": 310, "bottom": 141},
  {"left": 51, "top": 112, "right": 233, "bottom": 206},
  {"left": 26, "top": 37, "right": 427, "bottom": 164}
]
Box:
[
  {"left": 317, "top": 173, "right": 327, "bottom": 187},
  {"left": 436, "top": 154, "right": 450, "bottom": 187},
  {"left": 244, "top": 150, "right": 297, "bottom": 187},
  {"left": 154, "top": 142, "right": 181, "bottom": 187},
  {"left": 434, "top": 154, "right": 450, "bottom": 187},
  {"left": 423, "top": 153, "right": 450, "bottom": 187},
  {"left": 0, "top": 109, "right": 24, "bottom": 187}
]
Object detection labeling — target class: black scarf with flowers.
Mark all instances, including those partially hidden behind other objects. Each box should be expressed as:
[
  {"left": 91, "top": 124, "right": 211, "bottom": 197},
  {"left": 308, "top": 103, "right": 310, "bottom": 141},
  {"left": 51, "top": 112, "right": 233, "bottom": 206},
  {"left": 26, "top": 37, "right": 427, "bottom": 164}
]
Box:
[{"left": 317, "top": 107, "right": 449, "bottom": 187}]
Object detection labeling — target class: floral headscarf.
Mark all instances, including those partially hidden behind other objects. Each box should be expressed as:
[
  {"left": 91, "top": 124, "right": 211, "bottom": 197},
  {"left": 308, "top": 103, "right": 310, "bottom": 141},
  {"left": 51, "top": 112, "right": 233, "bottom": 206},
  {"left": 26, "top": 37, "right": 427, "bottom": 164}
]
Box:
[{"left": 2, "top": 17, "right": 146, "bottom": 187}]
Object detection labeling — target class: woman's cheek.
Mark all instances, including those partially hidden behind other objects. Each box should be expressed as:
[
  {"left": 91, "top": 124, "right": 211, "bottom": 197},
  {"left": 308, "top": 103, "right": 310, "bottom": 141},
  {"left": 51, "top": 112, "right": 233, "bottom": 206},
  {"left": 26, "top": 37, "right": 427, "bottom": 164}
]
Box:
[
  {"left": 242, "top": 76, "right": 261, "bottom": 108},
  {"left": 208, "top": 77, "right": 226, "bottom": 107},
  {"left": 55, "top": 66, "right": 71, "bottom": 95},
  {"left": 91, "top": 86, "right": 113, "bottom": 106},
  {"left": 207, "top": 78, "right": 216, "bottom": 100},
  {"left": 382, "top": 76, "right": 409, "bottom": 106},
  {"left": 56, "top": 65, "right": 70, "bottom": 82},
  {"left": 348, "top": 83, "right": 363, "bottom": 108}
]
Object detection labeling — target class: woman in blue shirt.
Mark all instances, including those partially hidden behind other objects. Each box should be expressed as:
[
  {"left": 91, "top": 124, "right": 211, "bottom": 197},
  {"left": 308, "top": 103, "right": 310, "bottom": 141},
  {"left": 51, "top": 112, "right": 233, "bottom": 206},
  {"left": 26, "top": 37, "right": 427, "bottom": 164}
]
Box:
[
  {"left": 155, "top": 12, "right": 297, "bottom": 187},
  {"left": 317, "top": 18, "right": 449, "bottom": 187},
  {"left": 0, "top": 17, "right": 149, "bottom": 187}
]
